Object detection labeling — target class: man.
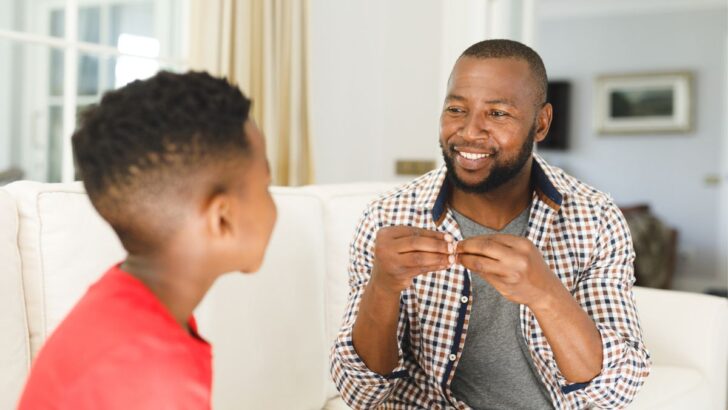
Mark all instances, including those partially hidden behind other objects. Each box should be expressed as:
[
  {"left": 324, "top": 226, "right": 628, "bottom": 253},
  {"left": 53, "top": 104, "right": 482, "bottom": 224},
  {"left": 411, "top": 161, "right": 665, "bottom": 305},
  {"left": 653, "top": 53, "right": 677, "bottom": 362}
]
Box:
[
  {"left": 330, "top": 39, "right": 650, "bottom": 409},
  {"left": 19, "top": 71, "right": 277, "bottom": 409}
]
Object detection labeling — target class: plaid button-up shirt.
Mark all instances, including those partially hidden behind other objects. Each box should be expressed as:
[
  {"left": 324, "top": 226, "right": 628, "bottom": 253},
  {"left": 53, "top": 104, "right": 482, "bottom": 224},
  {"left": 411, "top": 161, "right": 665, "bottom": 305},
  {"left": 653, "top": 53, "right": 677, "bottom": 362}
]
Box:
[{"left": 330, "top": 154, "right": 651, "bottom": 409}]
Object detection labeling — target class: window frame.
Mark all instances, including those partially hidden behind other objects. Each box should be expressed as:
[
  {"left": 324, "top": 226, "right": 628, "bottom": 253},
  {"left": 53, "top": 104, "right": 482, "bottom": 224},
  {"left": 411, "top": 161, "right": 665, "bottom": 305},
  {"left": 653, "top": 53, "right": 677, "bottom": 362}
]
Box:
[{"left": 0, "top": 0, "right": 188, "bottom": 182}]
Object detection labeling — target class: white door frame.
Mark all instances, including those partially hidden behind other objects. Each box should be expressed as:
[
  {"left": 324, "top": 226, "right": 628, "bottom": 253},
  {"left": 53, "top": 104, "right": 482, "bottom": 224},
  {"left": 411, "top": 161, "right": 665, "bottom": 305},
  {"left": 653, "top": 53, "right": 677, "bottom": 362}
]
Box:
[{"left": 720, "top": 26, "right": 728, "bottom": 289}]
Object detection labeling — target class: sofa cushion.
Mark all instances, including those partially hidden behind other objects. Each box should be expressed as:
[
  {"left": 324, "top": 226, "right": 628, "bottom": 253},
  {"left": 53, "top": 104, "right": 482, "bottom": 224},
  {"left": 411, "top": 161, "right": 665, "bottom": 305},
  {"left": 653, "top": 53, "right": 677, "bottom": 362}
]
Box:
[
  {"left": 196, "top": 187, "right": 330, "bottom": 410},
  {"left": 2, "top": 181, "right": 125, "bottom": 360},
  {"left": 630, "top": 365, "right": 709, "bottom": 409},
  {"left": 323, "top": 396, "right": 351, "bottom": 410},
  {"left": 0, "top": 188, "right": 30, "bottom": 409},
  {"left": 633, "top": 286, "right": 727, "bottom": 408}
]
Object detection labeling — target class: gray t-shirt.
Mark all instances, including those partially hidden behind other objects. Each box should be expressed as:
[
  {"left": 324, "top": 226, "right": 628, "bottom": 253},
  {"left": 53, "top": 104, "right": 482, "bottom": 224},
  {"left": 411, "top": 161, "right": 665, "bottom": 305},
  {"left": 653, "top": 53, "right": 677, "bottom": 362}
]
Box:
[{"left": 450, "top": 205, "right": 554, "bottom": 410}]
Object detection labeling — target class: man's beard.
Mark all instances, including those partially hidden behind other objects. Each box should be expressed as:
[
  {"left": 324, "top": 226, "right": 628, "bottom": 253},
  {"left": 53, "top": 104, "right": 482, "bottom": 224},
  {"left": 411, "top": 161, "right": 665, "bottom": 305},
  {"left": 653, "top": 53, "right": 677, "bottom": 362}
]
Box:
[{"left": 442, "top": 123, "right": 536, "bottom": 194}]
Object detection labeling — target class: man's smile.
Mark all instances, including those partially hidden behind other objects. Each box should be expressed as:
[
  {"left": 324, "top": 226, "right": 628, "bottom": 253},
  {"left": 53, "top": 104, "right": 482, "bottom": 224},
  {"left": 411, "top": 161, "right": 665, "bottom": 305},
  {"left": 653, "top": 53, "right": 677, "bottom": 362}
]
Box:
[{"left": 453, "top": 146, "right": 495, "bottom": 171}]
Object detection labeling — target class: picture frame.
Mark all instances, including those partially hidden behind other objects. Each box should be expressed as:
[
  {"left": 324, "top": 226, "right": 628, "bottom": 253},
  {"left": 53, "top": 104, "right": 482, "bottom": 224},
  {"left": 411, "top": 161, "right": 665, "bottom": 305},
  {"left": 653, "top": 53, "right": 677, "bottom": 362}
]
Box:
[{"left": 595, "top": 71, "right": 693, "bottom": 134}]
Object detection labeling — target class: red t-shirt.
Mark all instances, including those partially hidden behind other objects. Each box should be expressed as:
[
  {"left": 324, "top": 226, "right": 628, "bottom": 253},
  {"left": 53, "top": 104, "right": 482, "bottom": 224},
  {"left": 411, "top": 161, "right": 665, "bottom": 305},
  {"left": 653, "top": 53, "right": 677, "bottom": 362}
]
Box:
[{"left": 18, "top": 264, "right": 212, "bottom": 409}]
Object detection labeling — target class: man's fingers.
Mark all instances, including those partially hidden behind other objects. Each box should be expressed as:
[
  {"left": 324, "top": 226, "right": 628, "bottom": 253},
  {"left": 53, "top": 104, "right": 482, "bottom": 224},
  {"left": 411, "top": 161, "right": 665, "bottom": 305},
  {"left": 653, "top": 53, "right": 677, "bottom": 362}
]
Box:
[
  {"left": 486, "top": 233, "right": 527, "bottom": 249},
  {"left": 400, "top": 251, "right": 453, "bottom": 270},
  {"left": 411, "top": 263, "right": 453, "bottom": 275},
  {"left": 383, "top": 226, "right": 453, "bottom": 242},
  {"left": 457, "top": 254, "right": 506, "bottom": 277},
  {"left": 395, "top": 235, "right": 453, "bottom": 254},
  {"left": 456, "top": 236, "right": 512, "bottom": 260}
]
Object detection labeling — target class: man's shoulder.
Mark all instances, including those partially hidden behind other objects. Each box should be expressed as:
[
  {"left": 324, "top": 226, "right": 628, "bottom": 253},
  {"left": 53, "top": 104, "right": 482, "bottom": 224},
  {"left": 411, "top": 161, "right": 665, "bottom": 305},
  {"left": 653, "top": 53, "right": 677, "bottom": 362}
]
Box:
[{"left": 537, "top": 157, "right": 616, "bottom": 211}]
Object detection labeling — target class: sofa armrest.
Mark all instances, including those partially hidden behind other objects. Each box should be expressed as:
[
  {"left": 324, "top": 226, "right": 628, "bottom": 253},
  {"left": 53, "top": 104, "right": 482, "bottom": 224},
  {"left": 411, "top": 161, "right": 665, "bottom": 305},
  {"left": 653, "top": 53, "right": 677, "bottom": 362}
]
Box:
[
  {"left": 0, "top": 187, "right": 31, "bottom": 409},
  {"left": 633, "top": 286, "right": 727, "bottom": 408}
]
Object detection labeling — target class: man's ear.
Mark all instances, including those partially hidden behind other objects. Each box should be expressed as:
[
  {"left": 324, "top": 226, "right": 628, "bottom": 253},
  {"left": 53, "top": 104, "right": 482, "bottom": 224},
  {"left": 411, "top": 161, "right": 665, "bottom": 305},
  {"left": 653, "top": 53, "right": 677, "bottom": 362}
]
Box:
[
  {"left": 534, "top": 102, "right": 553, "bottom": 143},
  {"left": 205, "top": 193, "right": 234, "bottom": 239}
]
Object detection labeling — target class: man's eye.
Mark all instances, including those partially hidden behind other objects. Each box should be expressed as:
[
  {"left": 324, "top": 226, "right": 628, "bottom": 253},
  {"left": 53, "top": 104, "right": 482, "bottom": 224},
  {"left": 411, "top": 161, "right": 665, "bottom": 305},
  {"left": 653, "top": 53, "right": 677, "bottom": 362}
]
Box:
[
  {"left": 490, "top": 110, "right": 508, "bottom": 117},
  {"left": 447, "top": 107, "right": 465, "bottom": 114}
]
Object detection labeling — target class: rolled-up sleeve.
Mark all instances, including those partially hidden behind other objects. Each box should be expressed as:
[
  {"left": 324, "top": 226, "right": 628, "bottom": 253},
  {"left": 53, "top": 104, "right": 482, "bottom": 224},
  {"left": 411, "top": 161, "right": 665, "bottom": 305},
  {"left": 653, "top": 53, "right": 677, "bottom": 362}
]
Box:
[
  {"left": 329, "top": 206, "right": 410, "bottom": 409},
  {"left": 562, "top": 199, "right": 652, "bottom": 408}
]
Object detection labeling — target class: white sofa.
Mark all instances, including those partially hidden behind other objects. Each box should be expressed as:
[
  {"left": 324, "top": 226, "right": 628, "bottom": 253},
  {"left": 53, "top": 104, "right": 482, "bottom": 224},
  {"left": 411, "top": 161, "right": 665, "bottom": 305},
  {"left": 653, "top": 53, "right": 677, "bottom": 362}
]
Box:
[{"left": 0, "top": 181, "right": 726, "bottom": 410}]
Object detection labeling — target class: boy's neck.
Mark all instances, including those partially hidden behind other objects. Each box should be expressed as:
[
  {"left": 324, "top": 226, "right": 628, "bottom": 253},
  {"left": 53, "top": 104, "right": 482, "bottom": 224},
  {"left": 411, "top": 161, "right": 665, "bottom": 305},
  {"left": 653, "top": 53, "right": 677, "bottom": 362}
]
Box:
[{"left": 121, "top": 252, "right": 216, "bottom": 333}]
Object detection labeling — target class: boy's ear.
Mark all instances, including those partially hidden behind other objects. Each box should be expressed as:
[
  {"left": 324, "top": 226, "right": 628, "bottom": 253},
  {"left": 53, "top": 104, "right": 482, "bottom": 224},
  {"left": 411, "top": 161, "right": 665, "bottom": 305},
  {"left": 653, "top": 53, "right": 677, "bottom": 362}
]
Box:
[{"left": 205, "top": 193, "right": 234, "bottom": 238}]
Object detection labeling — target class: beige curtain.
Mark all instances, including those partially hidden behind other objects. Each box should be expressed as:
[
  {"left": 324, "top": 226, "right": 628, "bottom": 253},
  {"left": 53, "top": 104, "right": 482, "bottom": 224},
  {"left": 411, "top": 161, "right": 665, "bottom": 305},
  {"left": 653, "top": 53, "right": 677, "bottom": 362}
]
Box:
[{"left": 188, "top": 0, "right": 313, "bottom": 186}]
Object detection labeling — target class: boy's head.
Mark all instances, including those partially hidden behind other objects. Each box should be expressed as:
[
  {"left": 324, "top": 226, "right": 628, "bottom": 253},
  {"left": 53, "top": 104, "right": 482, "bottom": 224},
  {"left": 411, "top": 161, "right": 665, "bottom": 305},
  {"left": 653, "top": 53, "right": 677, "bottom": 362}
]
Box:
[{"left": 73, "top": 71, "right": 276, "bottom": 274}]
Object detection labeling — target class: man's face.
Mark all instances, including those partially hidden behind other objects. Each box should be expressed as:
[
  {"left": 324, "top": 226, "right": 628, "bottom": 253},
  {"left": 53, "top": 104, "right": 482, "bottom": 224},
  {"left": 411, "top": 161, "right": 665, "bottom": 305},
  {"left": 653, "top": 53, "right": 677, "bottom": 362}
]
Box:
[{"left": 439, "top": 56, "right": 548, "bottom": 193}]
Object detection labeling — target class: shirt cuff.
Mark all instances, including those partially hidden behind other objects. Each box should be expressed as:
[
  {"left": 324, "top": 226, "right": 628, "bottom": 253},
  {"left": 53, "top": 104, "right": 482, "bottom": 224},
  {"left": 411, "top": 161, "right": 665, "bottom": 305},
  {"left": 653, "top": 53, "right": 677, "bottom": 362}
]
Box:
[
  {"left": 336, "top": 326, "right": 409, "bottom": 386},
  {"left": 560, "top": 324, "right": 626, "bottom": 394}
]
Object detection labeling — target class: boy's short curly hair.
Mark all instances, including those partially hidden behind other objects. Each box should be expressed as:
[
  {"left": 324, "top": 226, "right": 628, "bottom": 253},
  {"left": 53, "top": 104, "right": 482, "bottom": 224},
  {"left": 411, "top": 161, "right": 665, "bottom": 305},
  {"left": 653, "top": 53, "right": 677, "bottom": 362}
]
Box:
[{"left": 73, "top": 71, "right": 253, "bottom": 253}]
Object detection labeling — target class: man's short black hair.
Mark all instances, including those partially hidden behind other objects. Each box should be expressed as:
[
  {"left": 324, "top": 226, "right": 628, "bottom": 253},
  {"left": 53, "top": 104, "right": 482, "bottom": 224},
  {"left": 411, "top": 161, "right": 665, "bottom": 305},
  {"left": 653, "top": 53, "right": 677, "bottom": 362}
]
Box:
[
  {"left": 460, "top": 39, "right": 548, "bottom": 105},
  {"left": 73, "top": 71, "right": 253, "bottom": 253}
]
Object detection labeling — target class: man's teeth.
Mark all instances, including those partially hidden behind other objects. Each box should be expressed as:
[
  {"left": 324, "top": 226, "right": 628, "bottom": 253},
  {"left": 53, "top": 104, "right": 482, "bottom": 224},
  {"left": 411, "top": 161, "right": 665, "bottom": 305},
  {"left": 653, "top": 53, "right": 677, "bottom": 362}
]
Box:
[{"left": 459, "top": 151, "right": 491, "bottom": 160}]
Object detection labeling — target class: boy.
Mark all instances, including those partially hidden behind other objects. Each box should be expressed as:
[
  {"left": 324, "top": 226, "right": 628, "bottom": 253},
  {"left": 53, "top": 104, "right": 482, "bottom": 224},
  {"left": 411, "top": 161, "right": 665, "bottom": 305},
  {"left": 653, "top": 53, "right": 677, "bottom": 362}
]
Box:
[{"left": 18, "top": 71, "right": 277, "bottom": 409}]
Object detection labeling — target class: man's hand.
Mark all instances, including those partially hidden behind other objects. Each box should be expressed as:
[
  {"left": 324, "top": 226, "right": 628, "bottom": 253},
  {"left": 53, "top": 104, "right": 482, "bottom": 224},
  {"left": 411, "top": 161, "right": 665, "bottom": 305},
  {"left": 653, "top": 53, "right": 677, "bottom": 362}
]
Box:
[
  {"left": 371, "top": 226, "right": 455, "bottom": 294},
  {"left": 352, "top": 226, "right": 454, "bottom": 375},
  {"left": 456, "top": 233, "right": 604, "bottom": 383},
  {"left": 455, "top": 234, "right": 561, "bottom": 309}
]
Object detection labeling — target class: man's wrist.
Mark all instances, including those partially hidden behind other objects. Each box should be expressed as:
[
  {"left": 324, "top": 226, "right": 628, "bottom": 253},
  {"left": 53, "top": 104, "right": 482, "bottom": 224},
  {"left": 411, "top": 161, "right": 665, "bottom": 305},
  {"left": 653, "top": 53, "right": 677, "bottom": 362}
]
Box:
[
  {"left": 367, "top": 275, "right": 404, "bottom": 301},
  {"left": 528, "top": 276, "right": 569, "bottom": 315}
]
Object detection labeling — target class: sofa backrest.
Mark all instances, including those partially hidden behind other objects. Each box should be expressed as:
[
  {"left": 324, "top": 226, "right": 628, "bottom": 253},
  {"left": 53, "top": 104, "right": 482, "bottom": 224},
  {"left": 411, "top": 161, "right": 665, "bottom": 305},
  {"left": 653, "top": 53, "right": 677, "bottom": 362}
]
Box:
[
  {"left": 197, "top": 183, "right": 395, "bottom": 408},
  {"left": 0, "top": 180, "right": 393, "bottom": 409},
  {"left": 196, "top": 187, "right": 331, "bottom": 409},
  {"left": 2, "top": 182, "right": 126, "bottom": 361}
]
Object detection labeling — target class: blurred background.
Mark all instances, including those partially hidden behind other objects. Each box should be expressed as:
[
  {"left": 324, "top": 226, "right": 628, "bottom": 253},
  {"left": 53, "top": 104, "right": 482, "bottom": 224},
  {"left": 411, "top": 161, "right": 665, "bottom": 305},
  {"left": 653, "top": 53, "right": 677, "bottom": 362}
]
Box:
[{"left": 0, "top": 0, "right": 726, "bottom": 296}]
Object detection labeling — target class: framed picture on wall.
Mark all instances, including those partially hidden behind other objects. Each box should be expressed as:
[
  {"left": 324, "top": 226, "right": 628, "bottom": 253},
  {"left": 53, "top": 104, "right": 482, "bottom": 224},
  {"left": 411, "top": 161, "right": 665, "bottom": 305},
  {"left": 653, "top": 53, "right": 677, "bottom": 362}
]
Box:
[{"left": 595, "top": 71, "right": 693, "bottom": 134}]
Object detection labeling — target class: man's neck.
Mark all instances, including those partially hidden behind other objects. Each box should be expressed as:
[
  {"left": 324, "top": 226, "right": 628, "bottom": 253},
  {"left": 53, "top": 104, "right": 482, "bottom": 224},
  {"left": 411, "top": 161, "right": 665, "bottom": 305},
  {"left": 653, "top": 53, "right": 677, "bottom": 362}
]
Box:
[
  {"left": 121, "top": 250, "right": 216, "bottom": 333},
  {"left": 450, "top": 160, "right": 534, "bottom": 231}
]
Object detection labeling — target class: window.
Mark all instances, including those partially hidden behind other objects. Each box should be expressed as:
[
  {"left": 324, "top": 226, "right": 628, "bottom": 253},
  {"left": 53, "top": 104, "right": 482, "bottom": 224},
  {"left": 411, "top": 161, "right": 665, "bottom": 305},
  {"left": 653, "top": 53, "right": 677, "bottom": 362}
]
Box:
[{"left": 0, "top": 0, "right": 188, "bottom": 183}]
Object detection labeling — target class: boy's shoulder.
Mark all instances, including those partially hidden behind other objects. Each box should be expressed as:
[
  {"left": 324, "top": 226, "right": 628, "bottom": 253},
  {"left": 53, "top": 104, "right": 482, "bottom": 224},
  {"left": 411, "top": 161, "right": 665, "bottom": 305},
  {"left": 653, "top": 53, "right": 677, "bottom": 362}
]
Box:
[
  {"left": 22, "top": 338, "right": 210, "bottom": 409},
  {"left": 59, "top": 266, "right": 179, "bottom": 340},
  {"left": 51, "top": 265, "right": 209, "bottom": 361},
  {"left": 19, "top": 266, "right": 211, "bottom": 409},
  {"left": 61, "top": 333, "right": 211, "bottom": 406}
]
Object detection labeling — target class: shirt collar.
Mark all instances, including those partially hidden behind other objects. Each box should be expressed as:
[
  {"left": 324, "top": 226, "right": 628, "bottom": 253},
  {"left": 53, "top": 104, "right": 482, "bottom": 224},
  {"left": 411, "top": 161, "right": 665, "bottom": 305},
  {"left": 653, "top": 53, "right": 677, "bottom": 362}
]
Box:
[{"left": 418, "top": 153, "right": 567, "bottom": 223}]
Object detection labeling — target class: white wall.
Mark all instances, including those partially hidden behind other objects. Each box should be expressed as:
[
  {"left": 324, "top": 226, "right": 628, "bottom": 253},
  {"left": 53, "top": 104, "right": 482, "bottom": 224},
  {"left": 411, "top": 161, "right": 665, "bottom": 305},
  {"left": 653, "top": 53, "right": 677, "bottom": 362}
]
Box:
[
  {"left": 536, "top": 8, "right": 728, "bottom": 291},
  {"left": 309, "top": 0, "right": 444, "bottom": 184},
  {"left": 308, "top": 0, "right": 386, "bottom": 183},
  {"left": 309, "top": 0, "right": 531, "bottom": 184},
  {"left": 377, "top": 0, "right": 444, "bottom": 182}
]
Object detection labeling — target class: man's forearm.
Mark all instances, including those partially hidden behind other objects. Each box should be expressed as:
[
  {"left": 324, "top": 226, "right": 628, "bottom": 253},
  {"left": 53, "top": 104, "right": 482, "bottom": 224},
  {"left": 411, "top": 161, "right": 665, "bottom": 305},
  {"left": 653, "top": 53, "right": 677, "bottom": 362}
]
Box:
[
  {"left": 351, "top": 279, "right": 403, "bottom": 375},
  {"left": 530, "top": 283, "right": 603, "bottom": 383}
]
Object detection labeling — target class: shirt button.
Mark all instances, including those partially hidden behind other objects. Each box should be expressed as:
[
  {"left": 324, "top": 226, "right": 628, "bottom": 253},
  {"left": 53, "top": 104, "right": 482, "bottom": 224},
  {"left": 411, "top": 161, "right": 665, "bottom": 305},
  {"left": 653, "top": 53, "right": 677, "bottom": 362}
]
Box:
[
  {"left": 460, "top": 296, "right": 469, "bottom": 303},
  {"left": 449, "top": 354, "right": 457, "bottom": 361}
]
